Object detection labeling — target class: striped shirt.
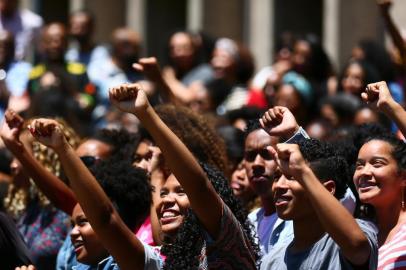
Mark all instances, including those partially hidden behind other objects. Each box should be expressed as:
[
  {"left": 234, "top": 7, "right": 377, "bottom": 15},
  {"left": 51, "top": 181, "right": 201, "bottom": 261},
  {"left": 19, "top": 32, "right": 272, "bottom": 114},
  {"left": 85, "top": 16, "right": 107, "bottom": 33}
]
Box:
[{"left": 378, "top": 223, "right": 406, "bottom": 270}]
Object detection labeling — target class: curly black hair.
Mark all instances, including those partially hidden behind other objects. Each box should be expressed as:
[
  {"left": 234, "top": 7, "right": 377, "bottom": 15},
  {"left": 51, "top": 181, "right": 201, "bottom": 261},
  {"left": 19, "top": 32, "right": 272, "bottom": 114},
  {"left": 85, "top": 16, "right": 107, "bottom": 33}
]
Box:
[
  {"left": 91, "top": 128, "right": 139, "bottom": 161},
  {"left": 89, "top": 156, "right": 151, "bottom": 230},
  {"left": 244, "top": 118, "right": 262, "bottom": 139},
  {"left": 160, "top": 162, "right": 260, "bottom": 269},
  {"left": 297, "top": 139, "right": 349, "bottom": 199}
]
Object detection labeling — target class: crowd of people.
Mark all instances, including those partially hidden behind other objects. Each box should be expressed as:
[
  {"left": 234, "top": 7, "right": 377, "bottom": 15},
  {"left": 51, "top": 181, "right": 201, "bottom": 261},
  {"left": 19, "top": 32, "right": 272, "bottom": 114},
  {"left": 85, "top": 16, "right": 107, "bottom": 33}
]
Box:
[{"left": 0, "top": 0, "right": 406, "bottom": 269}]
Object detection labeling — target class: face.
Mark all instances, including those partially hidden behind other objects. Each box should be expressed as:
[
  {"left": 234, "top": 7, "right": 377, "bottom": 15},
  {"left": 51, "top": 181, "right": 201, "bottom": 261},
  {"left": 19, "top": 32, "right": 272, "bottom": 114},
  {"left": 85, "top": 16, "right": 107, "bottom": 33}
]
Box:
[
  {"left": 354, "top": 108, "right": 379, "bottom": 126},
  {"left": 76, "top": 139, "right": 112, "bottom": 160},
  {"left": 70, "top": 204, "right": 108, "bottom": 265},
  {"left": 342, "top": 63, "right": 364, "bottom": 96},
  {"left": 112, "top": 29, "right": 139, "bottom": 64},
  {"left": 230, "top": 161, "right": 255, "bottom": 201},
  {"left": 169, "top": 32, "right": 195, "bottom": 70},
  {"left": 155, "top": 174, "right": 190, "bottom": 237},
  {"left": 292, "top": 40, "right": 311, "bottom": 73},
  {"left": 354, "top": 140, "right": 405, "bottom": 207},
  {"left": 70, "top": 13, "right": 93, "bottom": 41},
  {"left": 244, "top": 129, "right": 278, "bottom": 197},
  {"left": 42, "top": 24, "right": 67, "bottom": 61},
  {"left": 133, "top": 139, "right": 154, "bottom": 171},
  {"left": 211, "top": 48, "right": 236, "bottom": 80},
  {"left": 274, "top": 84, "right": 302, "bottom": 115},
  {"left": 272, "top": 169, "right": 312, "bottom": 220}
]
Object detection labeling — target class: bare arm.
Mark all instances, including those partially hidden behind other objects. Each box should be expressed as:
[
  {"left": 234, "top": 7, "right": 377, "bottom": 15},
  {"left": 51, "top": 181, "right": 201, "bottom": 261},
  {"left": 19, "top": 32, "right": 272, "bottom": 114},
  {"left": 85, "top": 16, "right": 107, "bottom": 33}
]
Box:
[
  {"left": 29, "top": 119, "right": 145, "bottom": 270},
  {"left": 133, "top": 58, "right": 185, "bottom": 106},
  {"left": 378, "top": 0, "right": 406, "bottom": 70},
  {"left": 110, "top": 83, "right": 223, "bottom": 238},
  {"left": 0, "top": 110, "right": 76, "bottom": 215},
  {"left": 275, "top": 144, "right": 371, "bottom": 266}
]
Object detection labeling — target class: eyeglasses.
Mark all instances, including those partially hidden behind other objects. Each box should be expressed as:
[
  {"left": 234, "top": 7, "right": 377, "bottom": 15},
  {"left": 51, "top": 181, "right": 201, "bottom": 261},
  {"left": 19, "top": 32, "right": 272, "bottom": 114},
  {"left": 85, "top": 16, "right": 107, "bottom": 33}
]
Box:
[
  {"left": 244, "top": 149, "right": 273, "bottom": 162},
  {"left": 79, "top": 156, "right": 101, "bottom": 167}
]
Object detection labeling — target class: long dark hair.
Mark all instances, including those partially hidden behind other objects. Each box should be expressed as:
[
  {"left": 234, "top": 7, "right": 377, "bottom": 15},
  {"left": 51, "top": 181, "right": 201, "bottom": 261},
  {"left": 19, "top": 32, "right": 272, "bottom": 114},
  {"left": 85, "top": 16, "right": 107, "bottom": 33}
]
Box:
[{"left": 160, "top": 162, "right": 260, "bottom": 269}]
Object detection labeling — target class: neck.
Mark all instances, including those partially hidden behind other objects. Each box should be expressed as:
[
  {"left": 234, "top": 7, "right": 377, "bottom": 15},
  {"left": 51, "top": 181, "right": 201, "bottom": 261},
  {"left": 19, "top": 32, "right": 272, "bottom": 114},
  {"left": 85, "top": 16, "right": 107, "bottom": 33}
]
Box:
[
  {"left": 291, "top": 214, "right": 325, "bottom": 251},
  {"left": 376, "top": 200, "right": 406, "bottom": 244},
  {"left": 260, "top": 194, "right": 275, "bottom": 216}
]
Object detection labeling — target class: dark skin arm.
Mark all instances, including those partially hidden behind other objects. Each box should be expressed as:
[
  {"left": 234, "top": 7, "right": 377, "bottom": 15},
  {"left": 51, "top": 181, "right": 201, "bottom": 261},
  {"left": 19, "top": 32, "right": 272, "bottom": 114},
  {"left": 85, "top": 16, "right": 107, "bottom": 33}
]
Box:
[{"left": 0, "top": 110, "right": 77, "bottom": 214}]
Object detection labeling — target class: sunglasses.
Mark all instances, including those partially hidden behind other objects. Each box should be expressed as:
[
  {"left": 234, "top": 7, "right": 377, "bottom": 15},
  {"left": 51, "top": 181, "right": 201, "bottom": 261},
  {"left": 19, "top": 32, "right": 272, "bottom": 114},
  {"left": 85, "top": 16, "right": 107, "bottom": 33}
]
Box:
[
  {"left": 79, "top": 156, "right": 101, "bottom": 167},
  {"left": 244, "top": 149, "right": 273, "bottom": 162}
]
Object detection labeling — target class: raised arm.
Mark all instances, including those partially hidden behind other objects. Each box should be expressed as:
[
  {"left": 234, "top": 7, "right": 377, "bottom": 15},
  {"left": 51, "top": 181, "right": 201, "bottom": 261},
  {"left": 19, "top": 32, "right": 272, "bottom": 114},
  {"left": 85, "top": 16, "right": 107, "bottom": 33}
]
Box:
[
  {"left": 0, "top": 110, "right": 76, "bottom": 215},
  {"left": 362, "top": 81, "right": 406, "bottom": 136},
  {"left": 274, "top": 143, "right": 371, "bottom": 266},
  {"left": 29, "top": 119, "right": 145, "bottom": 270},
  {"left": 109, "top": 83, "right": 223, "bottom": 238},
  {"left": 378, "top": 0, "right": 406, "bottom": 71},
  {"left": 133, "top": 57, "right": 186, "bottom": 106}
]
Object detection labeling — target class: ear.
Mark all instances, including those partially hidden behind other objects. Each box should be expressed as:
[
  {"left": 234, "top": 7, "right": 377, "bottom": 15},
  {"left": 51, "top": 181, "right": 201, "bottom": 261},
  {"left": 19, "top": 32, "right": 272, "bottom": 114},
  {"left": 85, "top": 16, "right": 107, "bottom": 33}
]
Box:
[{"left": 322, "top": 180, "right": 336, "bottom": 196}]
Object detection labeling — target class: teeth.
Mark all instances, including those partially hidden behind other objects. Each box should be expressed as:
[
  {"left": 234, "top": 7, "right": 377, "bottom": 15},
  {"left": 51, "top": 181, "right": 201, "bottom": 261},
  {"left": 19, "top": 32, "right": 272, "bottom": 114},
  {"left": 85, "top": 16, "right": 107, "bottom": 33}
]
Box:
[
  {"left": 162, "top": 212, "right": 176, "bottom": 218},
  {"left": 73, "top": 241, "right": 83, "bottom": 248}
]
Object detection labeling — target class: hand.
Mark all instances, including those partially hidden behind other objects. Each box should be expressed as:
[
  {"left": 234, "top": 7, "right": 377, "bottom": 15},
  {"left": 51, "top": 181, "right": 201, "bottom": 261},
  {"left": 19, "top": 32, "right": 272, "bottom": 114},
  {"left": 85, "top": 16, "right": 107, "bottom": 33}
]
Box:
[
  {"left": 15, "top": 265, "right": 36, "bottom": 270},
  {"left": 1, "top": 109, "right": 24, "bottom": 152},
  {"left": 274, "top": 143, "right": 308, "bottom": 180},
  {"left": 260, "top": 106, "right": 299, "bottom": 139},
  {"left": 133, "top": 57, "right": 163, "bottom": 83},
  {"left": 361, "top": 81, "right": 395, "bottom": 112},
  {"left": 147, "top": 146, "right": 163, "bottom": 174},
  {"left": 29, "top": 119, "right": 67, "bottom": 150},
  {"left": 109, "top": 83, "right": 150, "bottom": 116}
]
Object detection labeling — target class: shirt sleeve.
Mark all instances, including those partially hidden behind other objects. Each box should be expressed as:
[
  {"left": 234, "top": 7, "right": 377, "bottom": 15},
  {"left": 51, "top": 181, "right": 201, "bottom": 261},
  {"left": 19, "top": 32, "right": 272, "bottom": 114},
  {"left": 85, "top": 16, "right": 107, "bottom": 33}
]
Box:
[
  {"left": 284, "top": 127, "right": 310, "bottom": 144},
  {"left": 143, "top": 243, "right": 164, "bottom": 270},
  {"left": 356, "top": 219, "right": 379, "bottom": 270}
]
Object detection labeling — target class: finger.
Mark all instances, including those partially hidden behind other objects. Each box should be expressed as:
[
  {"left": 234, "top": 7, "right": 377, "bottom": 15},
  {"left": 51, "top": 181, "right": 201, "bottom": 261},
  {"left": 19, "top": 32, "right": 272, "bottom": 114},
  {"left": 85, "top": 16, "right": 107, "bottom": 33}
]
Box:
[
  {"left": 361, "top": 92, "right": 369, "bottom": 102},
  {"left": 132, "top": 63, "right": 144, "bottom": 72},
  {"left": 268, "top": 109, "right": 277, "bottom": 120}
]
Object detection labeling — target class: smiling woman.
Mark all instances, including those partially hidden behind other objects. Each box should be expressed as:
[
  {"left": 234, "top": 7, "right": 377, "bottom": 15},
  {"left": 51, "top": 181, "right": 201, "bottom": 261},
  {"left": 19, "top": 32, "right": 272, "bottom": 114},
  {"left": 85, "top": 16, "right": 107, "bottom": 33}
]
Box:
[{"left": 353, "top": 134, "right": 406, "bottom": 269}]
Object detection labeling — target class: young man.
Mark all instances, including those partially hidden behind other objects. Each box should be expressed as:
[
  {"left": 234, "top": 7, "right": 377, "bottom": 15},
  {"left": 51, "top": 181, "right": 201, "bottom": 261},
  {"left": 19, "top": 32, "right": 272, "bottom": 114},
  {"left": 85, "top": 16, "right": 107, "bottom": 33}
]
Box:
[
  {"left": 245, "top": 106, "right": 308, "bottom": 255},
  {"left": 261, "top": 140, "right": 378, "bottom": 269}
]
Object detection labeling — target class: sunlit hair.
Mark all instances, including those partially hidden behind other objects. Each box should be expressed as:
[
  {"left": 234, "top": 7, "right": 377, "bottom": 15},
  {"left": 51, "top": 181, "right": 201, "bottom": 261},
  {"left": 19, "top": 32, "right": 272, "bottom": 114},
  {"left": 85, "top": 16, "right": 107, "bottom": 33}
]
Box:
[{"left": 4, "top": 118, "right": 81, "bottom": 219}]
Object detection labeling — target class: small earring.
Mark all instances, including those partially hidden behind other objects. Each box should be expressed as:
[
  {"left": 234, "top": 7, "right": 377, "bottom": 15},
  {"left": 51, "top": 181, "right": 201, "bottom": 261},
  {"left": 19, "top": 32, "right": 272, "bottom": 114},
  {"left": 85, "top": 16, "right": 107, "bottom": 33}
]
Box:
[{"left": 402, "top": 187, "right": 405, "bottom": 211}]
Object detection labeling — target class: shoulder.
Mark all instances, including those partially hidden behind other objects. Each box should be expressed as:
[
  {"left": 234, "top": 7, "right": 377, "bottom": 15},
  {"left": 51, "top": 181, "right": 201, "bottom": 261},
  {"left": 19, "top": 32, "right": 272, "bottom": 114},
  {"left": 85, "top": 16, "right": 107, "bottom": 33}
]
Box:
[
  {"left": 67, "top": 62, "right": 87, "bottom": 75},
  {"left": 248, "top": 207, "right": 263, "bottom": 224},
  {"left": 20, "top": 9, "right": 43, "bottom": 27},
  {"left": 260, "top": 241, "right": 289, "bottom": 270}
]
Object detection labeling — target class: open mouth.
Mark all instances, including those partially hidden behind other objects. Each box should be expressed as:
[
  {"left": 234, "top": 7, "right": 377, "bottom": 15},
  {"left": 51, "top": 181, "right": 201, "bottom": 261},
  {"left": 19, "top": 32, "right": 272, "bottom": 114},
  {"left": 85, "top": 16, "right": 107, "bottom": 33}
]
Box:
[
  {"left": 72, "top": 240, "right": 84, "bottom": 253},
  {"left": 357, "top": 181, "right": 378, "bottom": 192},
  {"left": 160, "top": 209, "right": 181, "bottom": 225},
  {"left": 274, "top": 195, "right": 291, "bottom": 207}
]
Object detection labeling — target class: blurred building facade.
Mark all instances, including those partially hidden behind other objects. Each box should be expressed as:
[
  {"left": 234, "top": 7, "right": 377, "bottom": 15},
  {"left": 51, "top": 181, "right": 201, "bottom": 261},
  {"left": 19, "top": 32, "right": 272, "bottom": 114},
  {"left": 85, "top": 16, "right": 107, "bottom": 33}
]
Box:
[{"left": 21, "top": 0, "right": 406, "bottom": 71}]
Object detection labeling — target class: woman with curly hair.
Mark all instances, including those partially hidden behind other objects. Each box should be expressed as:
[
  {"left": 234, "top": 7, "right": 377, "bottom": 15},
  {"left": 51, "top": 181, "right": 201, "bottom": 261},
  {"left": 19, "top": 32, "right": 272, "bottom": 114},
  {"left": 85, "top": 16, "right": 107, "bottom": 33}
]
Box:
[
  {"left": 1, "top": 112, "right": 81, "bottom": 270},
  {"left": 28, "top": 82, "right": 259, "bottom": 270}
]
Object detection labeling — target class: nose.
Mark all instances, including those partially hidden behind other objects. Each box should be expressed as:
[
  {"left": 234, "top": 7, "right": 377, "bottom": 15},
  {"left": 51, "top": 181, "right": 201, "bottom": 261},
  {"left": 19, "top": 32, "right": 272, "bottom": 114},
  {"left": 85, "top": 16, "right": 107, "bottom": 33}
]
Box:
[
  {"left": 234, "top": 168, "right": 246, "bottom": 181},
  {"left": 70, "top": 224, "right": 80, "bottom": 239}
]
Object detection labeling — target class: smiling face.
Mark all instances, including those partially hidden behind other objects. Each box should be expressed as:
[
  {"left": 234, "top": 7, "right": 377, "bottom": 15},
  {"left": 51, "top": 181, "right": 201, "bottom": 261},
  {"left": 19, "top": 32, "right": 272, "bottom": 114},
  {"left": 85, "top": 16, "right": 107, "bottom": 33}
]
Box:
[
  {"left": 155, "top": 174, "right": 190, "bottom": 237},
  {"left": 353, "top": 140, "right": 405, "bottom": 207},
  {"left": 271, "top": 169, "right": 312, "bottom": 220},
  {"left": 70, "top": 204, "right": 108, "bottom": 265},
  {"left": 244, "top": 129, "right": 278, "bottom": 197}
]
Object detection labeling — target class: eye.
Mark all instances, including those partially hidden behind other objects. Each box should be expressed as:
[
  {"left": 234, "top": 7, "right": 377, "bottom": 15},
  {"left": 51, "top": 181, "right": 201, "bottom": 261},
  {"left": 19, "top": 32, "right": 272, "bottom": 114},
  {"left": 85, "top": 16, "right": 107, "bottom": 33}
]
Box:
[
  {"left": 176, "top": 187, "right": 186, "bottom": 195},
  {"left": 355, "top": 160, "right": 364, "bottom": 169},
  {"left": 77, "top": 217, "right": 89, "bottom": 226},
  {"left": 159, "top": 189, "right": 168, "bottom": 198}
]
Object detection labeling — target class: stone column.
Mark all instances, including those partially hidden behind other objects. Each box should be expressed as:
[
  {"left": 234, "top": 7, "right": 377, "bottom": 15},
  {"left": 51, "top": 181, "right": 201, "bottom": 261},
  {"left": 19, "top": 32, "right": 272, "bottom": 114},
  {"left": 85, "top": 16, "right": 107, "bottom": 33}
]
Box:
[
  {"left": 187, "top": 0, "right": 203, "bottom": 31},
  {"left": 248, "top": 0, "right": 273, "bottom": 69}
]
